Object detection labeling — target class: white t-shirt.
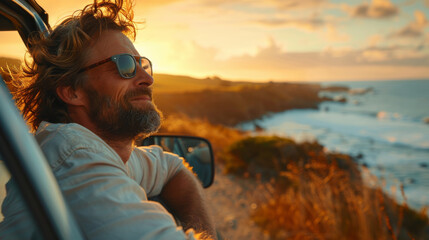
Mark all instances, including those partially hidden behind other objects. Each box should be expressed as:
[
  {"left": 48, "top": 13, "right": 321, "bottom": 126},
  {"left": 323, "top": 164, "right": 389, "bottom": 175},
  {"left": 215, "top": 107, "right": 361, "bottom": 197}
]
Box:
[{"left": 0, "top": 121, "right": 196, "bottom": 240}]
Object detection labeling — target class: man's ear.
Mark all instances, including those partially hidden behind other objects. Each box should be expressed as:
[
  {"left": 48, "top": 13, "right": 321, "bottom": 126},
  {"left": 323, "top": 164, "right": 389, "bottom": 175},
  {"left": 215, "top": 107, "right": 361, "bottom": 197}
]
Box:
[{"left": 56, "top": 86, "right": 86, "bottom": 106}]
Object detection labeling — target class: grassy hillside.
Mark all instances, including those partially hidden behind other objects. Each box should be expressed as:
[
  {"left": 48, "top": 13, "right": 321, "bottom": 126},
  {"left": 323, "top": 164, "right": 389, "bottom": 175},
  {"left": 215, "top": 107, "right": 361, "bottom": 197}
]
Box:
[
  {"left": 152, "top": 73, "right": 276, "bottom": 93},
  {"left": 153, "top": 74, "right": 232, "bottom": 93},
  {"left": 154, "top": 81, "right": 324, "bottom": 126}
]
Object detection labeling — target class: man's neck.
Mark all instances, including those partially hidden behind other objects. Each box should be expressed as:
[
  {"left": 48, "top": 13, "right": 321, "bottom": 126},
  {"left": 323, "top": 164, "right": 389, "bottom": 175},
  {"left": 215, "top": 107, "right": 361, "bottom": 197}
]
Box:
[
  {"left": 68, "top": 111, "right": 136, "bottom": 163},
  {"left": 101, "top": 137, "right": 134, "bottom": 164},
  {"left": 74, "top": 119, "right": 134, "bottom": 163}
]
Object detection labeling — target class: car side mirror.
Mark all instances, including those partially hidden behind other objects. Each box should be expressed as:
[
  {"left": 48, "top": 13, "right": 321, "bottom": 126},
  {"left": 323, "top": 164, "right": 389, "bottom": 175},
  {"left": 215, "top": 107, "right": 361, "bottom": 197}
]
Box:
[{"left": 141, "top": 135, "right": 214, "bottom": 188}]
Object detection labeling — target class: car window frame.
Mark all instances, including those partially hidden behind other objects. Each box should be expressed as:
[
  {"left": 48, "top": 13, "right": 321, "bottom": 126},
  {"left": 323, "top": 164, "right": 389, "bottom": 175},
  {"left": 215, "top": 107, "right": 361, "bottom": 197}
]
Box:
[
  {"left": 0, "top": 0, "right": 84, "bottom": 239},
  {"left": 0, "top": 77, "right": 86, "bottom": 240}
]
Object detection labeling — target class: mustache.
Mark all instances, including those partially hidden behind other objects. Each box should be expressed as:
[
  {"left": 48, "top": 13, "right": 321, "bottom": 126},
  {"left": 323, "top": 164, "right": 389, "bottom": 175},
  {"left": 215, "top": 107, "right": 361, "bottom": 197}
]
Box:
[{"left": 124, "top": 87, "right": 153, "bottom": 100}]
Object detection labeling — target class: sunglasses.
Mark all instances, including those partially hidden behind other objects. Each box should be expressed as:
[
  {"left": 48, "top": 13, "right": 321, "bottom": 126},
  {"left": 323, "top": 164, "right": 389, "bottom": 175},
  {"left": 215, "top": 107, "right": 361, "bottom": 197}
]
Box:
[{"left": 80, "top": 53, "right": 152, "bottom": 78}]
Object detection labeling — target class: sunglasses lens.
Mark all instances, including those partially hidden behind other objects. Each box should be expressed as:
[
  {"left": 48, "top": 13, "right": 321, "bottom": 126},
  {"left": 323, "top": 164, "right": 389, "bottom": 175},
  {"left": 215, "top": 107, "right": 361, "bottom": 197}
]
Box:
[{"left": 117, "top": 55, "right": 136, "bottom": 78}]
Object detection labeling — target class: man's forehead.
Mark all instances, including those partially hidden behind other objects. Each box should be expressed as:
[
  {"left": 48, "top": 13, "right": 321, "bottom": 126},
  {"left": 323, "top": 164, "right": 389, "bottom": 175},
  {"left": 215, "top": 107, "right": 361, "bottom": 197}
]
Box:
[{"left": 86, "top": 30, "right": 138, "bottom": 62}]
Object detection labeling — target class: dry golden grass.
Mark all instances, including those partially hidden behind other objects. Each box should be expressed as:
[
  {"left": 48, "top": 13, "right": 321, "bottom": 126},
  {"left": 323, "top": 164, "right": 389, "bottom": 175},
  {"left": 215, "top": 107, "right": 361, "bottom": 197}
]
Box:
[
  {"left": 250, "top": 162, "right": 425, "bottom": 240},
  {"left": 221, "top": 137, "right": 429, "bottom": 240}
]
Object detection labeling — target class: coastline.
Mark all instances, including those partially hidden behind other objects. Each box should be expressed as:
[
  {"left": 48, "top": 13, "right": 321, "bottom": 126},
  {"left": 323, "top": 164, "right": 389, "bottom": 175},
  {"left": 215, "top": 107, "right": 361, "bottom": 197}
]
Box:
[
  {"left": 235, "top": 80, "right": 429, "bottom": 214},
  {"left": 160, "top": 114, "right": 429, "bottom": 240},
  {"left": 156, "top": 79, "right": 429, "bottom": 239}
]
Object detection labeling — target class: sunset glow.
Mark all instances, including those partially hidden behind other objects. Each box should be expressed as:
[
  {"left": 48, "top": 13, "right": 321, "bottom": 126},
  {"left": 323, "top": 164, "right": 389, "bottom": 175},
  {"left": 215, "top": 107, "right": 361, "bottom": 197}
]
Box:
[{"left": 1, "top": 0, "right": 428, "bottom": 82}]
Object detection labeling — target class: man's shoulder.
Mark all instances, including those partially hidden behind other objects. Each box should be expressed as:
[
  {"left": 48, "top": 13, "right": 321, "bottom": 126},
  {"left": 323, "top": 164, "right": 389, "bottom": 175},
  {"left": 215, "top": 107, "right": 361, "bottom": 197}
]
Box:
[
  {"left": 133, "top": 145, "right": 165, "bottom": 161},
  {"left": 35, "top": 121, "right": 113, "bottom": 169},
  {"left": 133, "top": 145, "right": 183, "bottom": 160},
  {"left": 134, "top": 145, "right": 162, "bottom": 154},
  {"left": 36, "top": 121, "right": 101, "bottom": 146},
  {"left": 131, "top": 145, "right": 185, "bottom": 171}
]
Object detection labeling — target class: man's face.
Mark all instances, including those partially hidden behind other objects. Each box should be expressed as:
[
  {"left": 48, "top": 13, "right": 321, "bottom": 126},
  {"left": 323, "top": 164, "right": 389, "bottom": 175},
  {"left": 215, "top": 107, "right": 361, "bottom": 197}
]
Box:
[{"left": 81, "top": 30, "right": 161, "bottom": 140}]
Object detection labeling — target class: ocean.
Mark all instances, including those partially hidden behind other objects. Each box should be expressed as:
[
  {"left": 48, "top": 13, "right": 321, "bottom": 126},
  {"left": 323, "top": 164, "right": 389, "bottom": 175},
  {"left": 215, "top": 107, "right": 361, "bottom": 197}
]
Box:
[{"left": 238, "top": 79, "right": 429, "bottom": 211}]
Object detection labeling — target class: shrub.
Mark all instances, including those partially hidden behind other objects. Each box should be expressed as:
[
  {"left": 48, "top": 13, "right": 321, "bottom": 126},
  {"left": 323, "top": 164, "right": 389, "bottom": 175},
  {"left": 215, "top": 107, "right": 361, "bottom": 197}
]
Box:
[
  {"left": 221, "top": 136, "right": 360, "bottom": 182},
  {"left": 221, "top": 136, "right": 428, "bottom": 239}
]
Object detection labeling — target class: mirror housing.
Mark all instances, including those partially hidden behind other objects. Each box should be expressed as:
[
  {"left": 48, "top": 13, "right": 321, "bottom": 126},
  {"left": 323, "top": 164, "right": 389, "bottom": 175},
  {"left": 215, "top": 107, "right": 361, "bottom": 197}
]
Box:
[{"left": 141, "top": 134, "right": 215, "bottom": 188}]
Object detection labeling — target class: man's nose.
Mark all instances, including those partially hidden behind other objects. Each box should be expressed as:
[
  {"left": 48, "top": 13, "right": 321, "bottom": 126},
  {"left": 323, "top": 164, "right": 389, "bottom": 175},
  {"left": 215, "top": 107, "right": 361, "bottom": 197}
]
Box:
[{"left": 135, "top": 65, "right": 154, "bottom": 87}]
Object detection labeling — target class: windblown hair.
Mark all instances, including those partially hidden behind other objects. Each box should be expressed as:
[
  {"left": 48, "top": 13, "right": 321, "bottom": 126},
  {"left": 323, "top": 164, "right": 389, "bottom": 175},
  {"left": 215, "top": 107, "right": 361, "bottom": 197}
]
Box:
[{"left": 13, "top": 0, "right": 137, "bottom": 131}]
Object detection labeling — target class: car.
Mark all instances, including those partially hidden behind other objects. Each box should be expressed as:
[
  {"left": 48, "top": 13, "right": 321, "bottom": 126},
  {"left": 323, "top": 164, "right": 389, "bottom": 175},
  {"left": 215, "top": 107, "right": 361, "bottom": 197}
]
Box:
[{"left": 0, "top": 1, "right": 214, "bottom": 239}]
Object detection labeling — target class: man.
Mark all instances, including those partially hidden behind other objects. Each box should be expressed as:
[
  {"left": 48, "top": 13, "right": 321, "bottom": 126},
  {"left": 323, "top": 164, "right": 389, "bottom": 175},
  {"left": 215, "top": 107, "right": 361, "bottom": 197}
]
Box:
[{"left": 0, "top": 0, "right": 215, "bottom": 239}]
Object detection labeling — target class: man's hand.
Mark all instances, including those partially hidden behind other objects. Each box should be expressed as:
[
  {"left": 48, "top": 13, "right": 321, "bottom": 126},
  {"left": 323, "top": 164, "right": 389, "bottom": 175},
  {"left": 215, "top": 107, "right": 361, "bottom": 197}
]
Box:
[{"left": 160, "top": 168, "right": 217, "bottom": 240}]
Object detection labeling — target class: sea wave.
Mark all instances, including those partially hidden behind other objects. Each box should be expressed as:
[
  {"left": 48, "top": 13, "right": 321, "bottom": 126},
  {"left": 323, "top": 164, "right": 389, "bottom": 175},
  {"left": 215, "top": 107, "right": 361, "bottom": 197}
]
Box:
[
  {"left": 319, "top": 101, "right": 424, "bottom": 124},
  {"left": 376, "top": 111, "right": 402, "bottom": 120},
  {"left": 243, "top": 108, "right": 429, "bottom": 152}
]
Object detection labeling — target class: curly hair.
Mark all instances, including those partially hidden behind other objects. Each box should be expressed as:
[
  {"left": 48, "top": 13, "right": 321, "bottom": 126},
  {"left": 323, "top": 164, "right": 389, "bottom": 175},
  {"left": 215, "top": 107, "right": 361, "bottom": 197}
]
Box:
[{"left": 13, "top": 0, "right": 137, "bottom": 131}]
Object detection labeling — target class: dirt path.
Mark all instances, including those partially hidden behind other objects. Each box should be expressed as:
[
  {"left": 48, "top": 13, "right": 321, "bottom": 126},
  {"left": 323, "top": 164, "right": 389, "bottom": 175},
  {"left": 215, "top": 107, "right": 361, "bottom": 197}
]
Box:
[{"left": 204, "top": 165, "right": 270, "bottom": 240}]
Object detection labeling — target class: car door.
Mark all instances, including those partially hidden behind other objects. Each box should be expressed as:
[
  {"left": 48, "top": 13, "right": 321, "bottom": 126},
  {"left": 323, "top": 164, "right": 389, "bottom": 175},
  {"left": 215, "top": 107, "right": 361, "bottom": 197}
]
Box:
[{"left": 0, "top": 0, "right": 85, "bottom": 239}]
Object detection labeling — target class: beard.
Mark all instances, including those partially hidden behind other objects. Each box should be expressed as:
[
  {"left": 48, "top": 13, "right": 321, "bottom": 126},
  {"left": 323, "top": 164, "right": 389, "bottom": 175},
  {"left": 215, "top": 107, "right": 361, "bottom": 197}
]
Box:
[{"left": 83, "top": 85, "right": 162, "bottom": 141}]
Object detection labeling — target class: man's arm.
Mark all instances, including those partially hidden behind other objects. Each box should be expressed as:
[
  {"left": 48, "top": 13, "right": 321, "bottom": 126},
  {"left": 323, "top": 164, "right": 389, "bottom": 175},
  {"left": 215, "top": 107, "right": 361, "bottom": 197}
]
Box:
[
  {"left": 160, "top": 168, "right": 217, "bottom": 240},
  {"left": 49, "top": 149, "right": 196, "bottom": 240}
]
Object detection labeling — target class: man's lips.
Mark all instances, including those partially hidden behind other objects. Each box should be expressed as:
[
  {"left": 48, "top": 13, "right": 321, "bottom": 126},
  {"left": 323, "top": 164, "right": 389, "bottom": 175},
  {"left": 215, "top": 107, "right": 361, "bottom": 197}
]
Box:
[{"left": 130, "top": 95, "right": 151, "bottom": 102}]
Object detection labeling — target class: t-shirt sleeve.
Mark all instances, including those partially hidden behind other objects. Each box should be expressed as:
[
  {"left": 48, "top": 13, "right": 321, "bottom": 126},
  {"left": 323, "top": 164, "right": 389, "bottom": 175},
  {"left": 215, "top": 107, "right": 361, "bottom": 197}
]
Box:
[
  {"left": 54, "top": 148, "right": 195, "bottom": 240},
  {"left": 133, "top": 146, "right": 186, "bottom": 197}
]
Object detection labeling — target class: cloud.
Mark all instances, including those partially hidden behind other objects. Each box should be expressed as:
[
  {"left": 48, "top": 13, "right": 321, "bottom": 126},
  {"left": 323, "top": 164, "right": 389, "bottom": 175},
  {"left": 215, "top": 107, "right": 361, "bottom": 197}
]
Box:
[
  {"left": 350, "top": 0, "right": 399, "bottom": 18},
  {"left": 165, "top": 37, "right": 429, "bottom": 81},
  {"left": 356, "top": 46, "right": 428, "bottom": 66},
  {"left": 390, "top": 10, "right": 428, "bottom": 38},
  {"left": 222, "top": 41, "right": 429, "bottom": 81},
  {"left": 236, "top": 38, "right": 427, "bottom": 68},
  {"left": 268, "top": 0, "right": 329, "bottom": 10},
  {"left": 142, "top": 0, "right": 184, "bottom": 8},
  {"left": 366, "top": 34, "right": 384, "bottom": 47},
  {"left": 256, "top": 16, "right": 347, "bottom": 41},
  {"left": 198, "top": 0, "right": 330, "bottom": 12},
  {"left": 256, "top": 14, "right": 325, "bottom": 31},
  {"left": 421, "top": 33, "right": 429, "bottom": 50},
  {"left": 358, "top": 49, "right": 390, "bottom": 62},
  {"left": 151, "top": 36, "right": 429, "bottom": 82},
  {"left": 392, "top": 26, "right": 422, "bottom": 38},
  {"left": 324, "top": 24, "right": 349, "bottom": 42}
]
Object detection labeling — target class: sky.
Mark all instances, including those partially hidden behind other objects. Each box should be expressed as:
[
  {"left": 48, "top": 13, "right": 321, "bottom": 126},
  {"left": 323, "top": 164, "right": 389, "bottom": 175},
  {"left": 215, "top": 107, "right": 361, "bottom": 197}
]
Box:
[{"left": 1, "top": 0, "right": 428, "bottom": 82}]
